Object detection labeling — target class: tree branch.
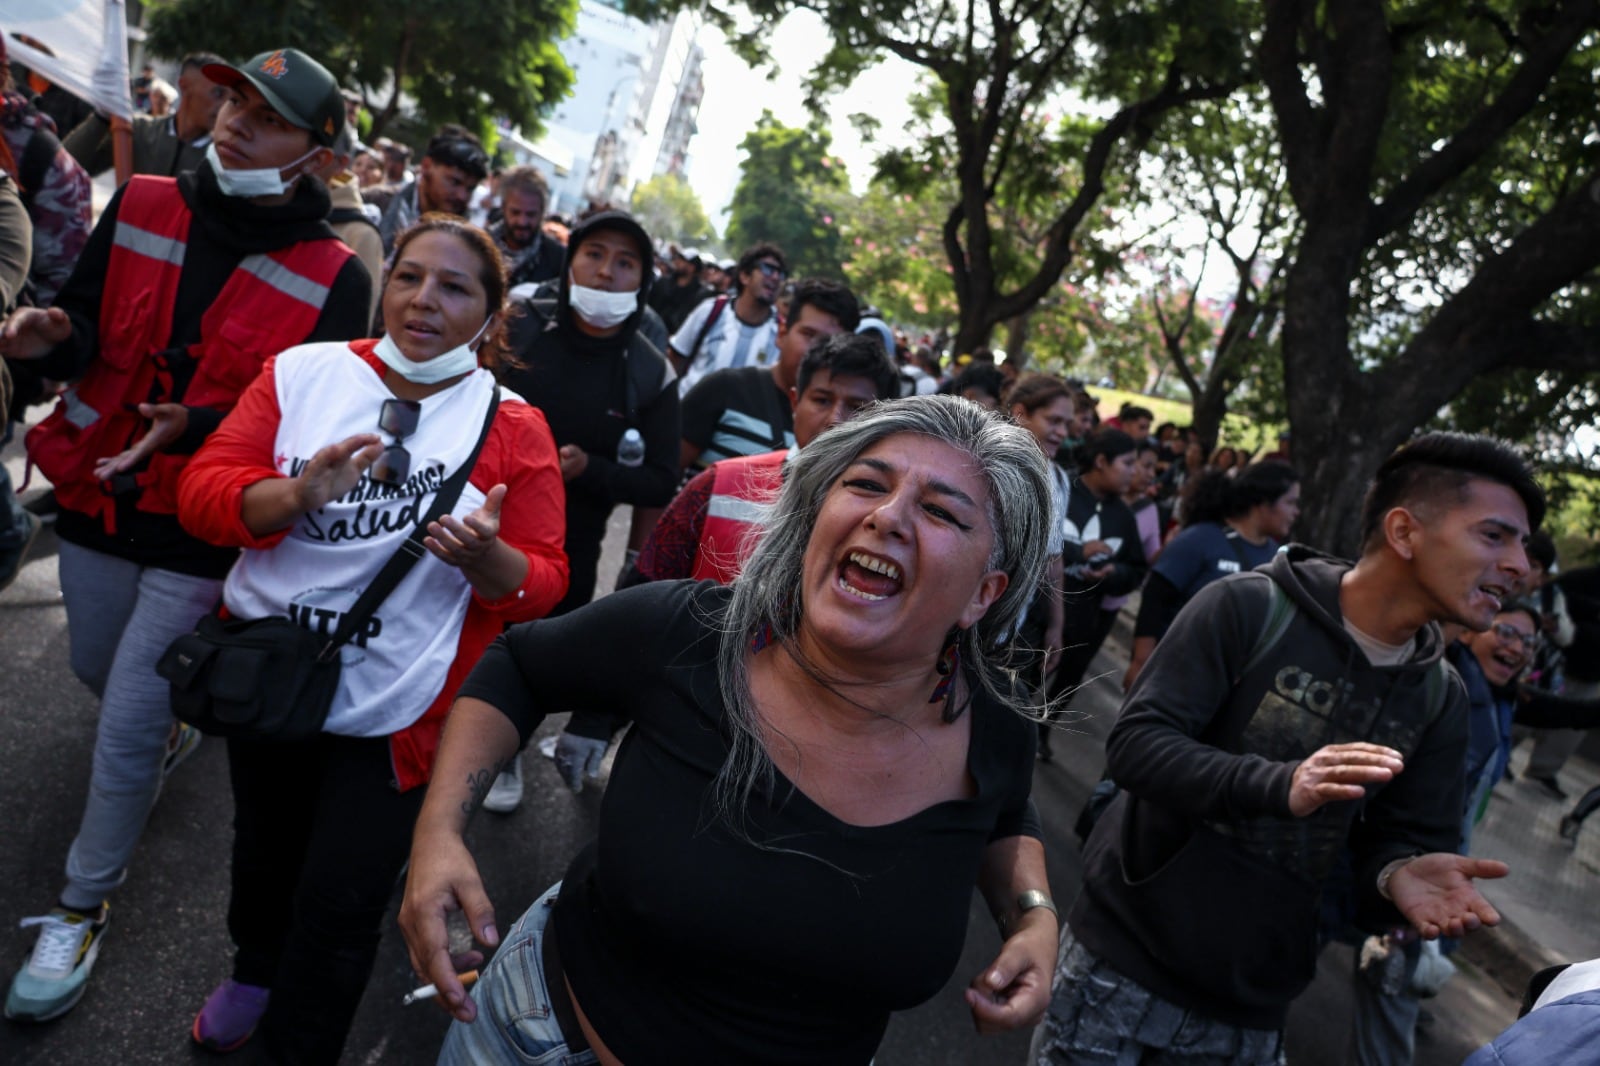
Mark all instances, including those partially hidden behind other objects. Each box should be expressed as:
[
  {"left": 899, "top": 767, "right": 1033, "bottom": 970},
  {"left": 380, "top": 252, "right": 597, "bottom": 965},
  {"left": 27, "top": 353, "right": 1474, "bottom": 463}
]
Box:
[
  {"left": 1367, "top": 0, "right": 1599, "bottom": 244},
  {"left": 987, "top": 67, "right": 1241, "bottom": 324}
]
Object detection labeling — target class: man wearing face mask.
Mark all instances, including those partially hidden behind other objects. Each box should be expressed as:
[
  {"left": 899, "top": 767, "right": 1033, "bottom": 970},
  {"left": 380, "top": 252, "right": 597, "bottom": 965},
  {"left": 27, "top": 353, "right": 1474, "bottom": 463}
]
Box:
[
  {"left": 0, "top": 46, "right": 369, "bottom": 1024},
  {"left": 489, "top": 211, "right": 679, "bottom": 811}
]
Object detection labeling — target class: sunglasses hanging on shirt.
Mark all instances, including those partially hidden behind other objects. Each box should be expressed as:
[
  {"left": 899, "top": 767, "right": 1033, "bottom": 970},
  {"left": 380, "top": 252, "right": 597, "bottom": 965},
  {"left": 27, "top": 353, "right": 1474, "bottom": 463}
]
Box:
[{"left": 371, "top": 398, "right": 421, "bottom": 486}]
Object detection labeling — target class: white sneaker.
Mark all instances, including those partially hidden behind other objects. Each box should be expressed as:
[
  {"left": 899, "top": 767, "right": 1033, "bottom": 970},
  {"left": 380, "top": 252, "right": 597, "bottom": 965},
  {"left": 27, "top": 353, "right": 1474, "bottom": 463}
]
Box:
[{"left": 481, "top": 758, "right": 523, "bottom": 813}]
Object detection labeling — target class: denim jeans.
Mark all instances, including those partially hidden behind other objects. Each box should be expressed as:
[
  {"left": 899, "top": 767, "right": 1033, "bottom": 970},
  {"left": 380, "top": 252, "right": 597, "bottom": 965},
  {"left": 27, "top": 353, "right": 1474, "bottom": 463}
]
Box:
[
  {"left": 438, "top": 882, "right": 599, "bottom": 1066},
  {"left": 1032, "top": 929, "right": 1286, "bottom": 1066},
  {"left": 56, "top": 541, "right": 222, "bottom": 909}
]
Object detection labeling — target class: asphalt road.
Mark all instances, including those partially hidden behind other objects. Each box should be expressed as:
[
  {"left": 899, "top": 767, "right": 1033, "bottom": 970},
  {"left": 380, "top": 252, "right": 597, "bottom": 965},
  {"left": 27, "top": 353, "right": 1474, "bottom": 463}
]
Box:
[{"left": 0, "top": 494, "right": 1520, "bottom": 1065}]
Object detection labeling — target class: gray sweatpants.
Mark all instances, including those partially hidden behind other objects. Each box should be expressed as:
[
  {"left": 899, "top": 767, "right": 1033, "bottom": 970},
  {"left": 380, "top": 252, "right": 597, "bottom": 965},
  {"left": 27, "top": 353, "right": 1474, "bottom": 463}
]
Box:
[{"left": 56, "top": 540, "right": 221, "bottom": 910}]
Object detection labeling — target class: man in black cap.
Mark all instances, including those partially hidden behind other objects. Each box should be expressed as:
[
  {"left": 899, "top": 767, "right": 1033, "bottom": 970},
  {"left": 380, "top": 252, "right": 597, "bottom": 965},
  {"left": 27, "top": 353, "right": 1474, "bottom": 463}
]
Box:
[
  {"left": 486, "top": 211, "right": 680, "bottom": 811},
  {"left": 373, "top": 126, "right": 489, "bottom": 253},
  {"left": 1, "top": 45, "right": 369, "bottom": 1028}
]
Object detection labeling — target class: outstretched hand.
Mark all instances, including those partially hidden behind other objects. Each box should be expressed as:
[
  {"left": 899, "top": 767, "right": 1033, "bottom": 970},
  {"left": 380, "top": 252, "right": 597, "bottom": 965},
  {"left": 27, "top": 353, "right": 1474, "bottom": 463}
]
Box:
[
  {"left": 92, "top": 403, "right": 188, "bottom": 480},
  {"left": 1388, "top": 853, "right": 1508, "bottom": 939},
  {"left": 966, "top": 913, "right": 1056, "bottom": 1035},
  {"left": 1288, "top": 742, "right": 1404, "bottom": 817},
  {"left": 427, "top": 484, "right": 505, "bottom": 570},
  {"left": 294, "top": 433, "right": 383, "bottom": 512}
]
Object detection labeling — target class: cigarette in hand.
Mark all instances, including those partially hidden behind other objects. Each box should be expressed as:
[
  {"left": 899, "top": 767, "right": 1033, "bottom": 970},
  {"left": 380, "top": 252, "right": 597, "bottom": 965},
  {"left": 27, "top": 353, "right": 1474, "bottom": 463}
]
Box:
[{"left": 401, "top": 969, "right": 480, "bottom": 1005}]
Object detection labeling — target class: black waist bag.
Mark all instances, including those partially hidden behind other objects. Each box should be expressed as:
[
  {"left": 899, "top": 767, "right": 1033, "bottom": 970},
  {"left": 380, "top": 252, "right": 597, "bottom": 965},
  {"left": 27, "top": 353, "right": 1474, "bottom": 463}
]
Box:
[
  {"left": 159, "top": 613, "right": 342, "bottom": 743},
  {"left": 156, "top": 392, "right": 499, "bottom": 743}
]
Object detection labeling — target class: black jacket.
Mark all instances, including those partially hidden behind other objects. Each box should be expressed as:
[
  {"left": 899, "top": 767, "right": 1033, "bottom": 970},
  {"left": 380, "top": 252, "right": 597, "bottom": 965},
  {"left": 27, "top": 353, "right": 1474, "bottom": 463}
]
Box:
[{"left": 498, "top": 212, "right": 679, "bottom": 608}]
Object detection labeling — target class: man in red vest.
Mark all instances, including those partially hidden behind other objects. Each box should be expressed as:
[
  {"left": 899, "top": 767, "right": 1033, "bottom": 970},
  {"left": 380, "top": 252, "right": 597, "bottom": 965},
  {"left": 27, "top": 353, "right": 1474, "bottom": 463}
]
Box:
[{"left": 1, "top": 46, "right": 370, "bottom": 1024}]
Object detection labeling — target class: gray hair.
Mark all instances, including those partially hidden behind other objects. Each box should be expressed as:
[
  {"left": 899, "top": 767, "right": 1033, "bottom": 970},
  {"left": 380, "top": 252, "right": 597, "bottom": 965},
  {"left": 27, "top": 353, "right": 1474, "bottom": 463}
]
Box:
[{"left": 712, "top": 393, "right": 1053, "bottom": 832}]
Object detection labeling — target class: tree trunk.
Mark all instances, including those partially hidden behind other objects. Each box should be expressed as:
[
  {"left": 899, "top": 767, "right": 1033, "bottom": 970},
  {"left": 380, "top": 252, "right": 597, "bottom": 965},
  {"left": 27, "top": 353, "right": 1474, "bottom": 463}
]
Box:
[
  {"left": 952, "top": 308, "right": 995, "bottom": 361},
  {"left": 1188, "top": 382, "right": 1230, "bottom": 451},
  {"left": 1003, "top": 311, "right": 1031, "bottom": 369}
]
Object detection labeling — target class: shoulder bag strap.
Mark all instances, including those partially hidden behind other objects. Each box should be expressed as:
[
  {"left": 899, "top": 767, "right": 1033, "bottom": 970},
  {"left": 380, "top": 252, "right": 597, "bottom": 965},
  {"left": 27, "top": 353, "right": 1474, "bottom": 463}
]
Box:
[
  {"left": 315, "top": 390, "right": 502, "bottom": 661},
  {"left": 689, "top": 295, "right": 729, "bottom": 359}
]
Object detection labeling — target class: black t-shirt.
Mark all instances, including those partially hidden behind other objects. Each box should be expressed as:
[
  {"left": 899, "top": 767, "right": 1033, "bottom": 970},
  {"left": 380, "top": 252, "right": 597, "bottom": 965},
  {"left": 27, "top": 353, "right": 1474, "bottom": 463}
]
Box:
[
  {"left": 459, "top": 581, "right": 1038, "bottom": 1064},
  {"left": 680, "top": 365, "right": 794, "bottom": 471}
]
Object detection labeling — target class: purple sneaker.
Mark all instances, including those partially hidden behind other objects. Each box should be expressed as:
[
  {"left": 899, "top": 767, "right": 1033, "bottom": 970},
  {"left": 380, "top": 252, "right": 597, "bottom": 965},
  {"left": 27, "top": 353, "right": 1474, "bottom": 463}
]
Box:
[{"left": 192, "top": 979, "right": 269, "bottom": 1052}]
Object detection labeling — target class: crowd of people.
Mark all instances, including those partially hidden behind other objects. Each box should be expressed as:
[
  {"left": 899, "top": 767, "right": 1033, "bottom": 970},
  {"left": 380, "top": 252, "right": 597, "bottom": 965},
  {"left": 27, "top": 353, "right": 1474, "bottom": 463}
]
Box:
[{"left": 0, "top": 39, "right": 1595, "bottom": 1066}]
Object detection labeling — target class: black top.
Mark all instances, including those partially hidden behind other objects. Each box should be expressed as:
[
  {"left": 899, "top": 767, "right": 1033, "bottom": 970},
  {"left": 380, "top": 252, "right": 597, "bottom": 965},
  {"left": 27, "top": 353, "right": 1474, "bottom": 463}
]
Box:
[
  {"left": 680, "top": 364, "right": 794, "bottom": 471},
  {"left": 460, "top": 581, "right": 1039, "bottom": 1064},
  {"left": 43, "top": 165, "right": 373, "bottom": 577}
]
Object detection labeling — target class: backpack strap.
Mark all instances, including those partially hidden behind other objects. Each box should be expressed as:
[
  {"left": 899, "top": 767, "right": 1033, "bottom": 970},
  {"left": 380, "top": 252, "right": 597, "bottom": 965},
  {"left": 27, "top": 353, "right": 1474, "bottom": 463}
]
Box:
[
  {"left": 624, "top": 328, "right": 675, "bottom": 424},
  {"left": 1239, "top": 573, "right": 1297, "bottom": 680},
  {"left": 688, "top": 295, "right": 730, "bottom": 359}
]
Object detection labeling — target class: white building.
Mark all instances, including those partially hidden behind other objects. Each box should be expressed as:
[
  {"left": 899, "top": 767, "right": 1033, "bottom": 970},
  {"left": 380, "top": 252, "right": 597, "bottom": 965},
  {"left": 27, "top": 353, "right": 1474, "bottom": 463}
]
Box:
[{"left": 507, "top": 0, "right": 705, "bottom": 216}]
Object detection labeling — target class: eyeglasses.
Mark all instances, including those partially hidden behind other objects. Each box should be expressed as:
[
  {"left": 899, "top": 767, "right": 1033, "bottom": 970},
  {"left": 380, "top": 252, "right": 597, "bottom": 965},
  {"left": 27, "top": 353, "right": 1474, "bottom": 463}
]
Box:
[
  {"left": 755, "top": 261, "right": 787, "bottom": 280},
  {"left": 1490, "top": 623, "right": 1539, "bottom": 653},
  {"left": 371, "top": 399, "right": 421, "bottom": 486}
]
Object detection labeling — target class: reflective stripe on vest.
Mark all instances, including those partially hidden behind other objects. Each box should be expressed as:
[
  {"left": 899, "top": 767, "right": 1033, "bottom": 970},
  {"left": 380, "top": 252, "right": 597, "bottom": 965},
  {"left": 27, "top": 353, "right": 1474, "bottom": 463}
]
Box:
[
  {"left": 240, "top": 253, "right": 334, "bottom": 309},
  {"left": 692, "top": 449, "right": 787, "bottom": 584},
  {"left": 112, "top": 220, "right": 186, "bottom": 266},
  {"left": 706, "top": 492, "right": 767, "bottom": 526}
]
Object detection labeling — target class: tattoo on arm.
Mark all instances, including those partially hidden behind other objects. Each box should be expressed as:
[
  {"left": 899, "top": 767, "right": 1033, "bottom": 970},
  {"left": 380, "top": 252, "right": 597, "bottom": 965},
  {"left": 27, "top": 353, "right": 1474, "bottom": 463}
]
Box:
[{"left": 461, "top": 757, "right": 509, "bottom": 816}]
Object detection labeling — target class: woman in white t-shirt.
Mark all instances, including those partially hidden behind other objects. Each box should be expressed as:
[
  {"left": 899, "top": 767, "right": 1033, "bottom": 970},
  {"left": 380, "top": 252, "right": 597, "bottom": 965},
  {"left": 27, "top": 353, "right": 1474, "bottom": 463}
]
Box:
[{"left": 176, "top": 216, "right": 570, "bottom": 1063}]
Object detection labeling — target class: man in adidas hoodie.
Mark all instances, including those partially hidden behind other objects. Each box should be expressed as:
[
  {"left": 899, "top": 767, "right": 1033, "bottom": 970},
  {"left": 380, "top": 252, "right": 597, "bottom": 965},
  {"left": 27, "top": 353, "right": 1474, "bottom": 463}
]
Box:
[{"left": 1034, "top": 433, "right": 1545, "bottom": 1065}]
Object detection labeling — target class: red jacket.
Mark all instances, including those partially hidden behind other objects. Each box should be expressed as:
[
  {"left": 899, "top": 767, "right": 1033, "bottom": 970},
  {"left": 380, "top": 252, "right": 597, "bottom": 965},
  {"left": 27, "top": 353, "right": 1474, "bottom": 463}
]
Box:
[{"left": 178, "top": 341, "right": 570, "bottom": 789}]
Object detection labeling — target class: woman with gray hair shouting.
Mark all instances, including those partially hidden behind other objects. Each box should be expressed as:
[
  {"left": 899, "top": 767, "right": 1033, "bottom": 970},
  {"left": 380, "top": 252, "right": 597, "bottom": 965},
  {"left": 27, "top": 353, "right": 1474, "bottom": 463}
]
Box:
[{"left": 400, "top": 394, "right": 1060, "bottom": 1064}]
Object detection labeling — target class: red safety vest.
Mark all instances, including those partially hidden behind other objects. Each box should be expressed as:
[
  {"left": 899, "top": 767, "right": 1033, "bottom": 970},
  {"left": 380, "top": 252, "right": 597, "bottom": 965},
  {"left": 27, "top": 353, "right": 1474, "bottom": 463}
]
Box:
[
  {"left": 691, "top": 449, "right": 787, "bottom": 584},
  {"left": 27, "top": 175, "right": 352, "bottom": 532}
]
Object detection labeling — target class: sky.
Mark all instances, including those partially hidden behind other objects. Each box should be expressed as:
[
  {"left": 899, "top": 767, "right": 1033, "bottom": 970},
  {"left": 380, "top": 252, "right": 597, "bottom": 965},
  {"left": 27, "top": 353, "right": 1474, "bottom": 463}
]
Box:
[{"left": 680, "top": 9, "right": 920, "bottom": 234}]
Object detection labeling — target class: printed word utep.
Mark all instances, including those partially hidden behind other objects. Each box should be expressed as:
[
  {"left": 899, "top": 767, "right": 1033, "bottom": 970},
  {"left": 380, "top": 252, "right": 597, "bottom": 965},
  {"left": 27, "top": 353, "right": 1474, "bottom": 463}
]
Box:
[{"left": 287, "top": 602, "right": 383, "bottom": 647}]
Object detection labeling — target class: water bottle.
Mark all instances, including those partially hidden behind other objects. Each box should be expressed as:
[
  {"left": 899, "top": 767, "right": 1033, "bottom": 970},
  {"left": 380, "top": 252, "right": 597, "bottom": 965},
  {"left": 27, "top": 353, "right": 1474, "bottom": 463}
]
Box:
[{"left": 617, "top": 428, "right": 645, "bottom": 468}]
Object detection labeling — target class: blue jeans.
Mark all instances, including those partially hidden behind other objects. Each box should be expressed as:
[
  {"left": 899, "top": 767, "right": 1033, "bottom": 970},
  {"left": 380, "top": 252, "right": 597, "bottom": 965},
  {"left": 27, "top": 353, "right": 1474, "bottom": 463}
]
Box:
[
  {"left": 438, "top": 883, "right": 599, "bottom": 1066},
  {"left": 56, "top": 540, "right": 221, "bottom": 909},
  {"left": 1032, "top": 929, "right": 1286, "bottom": 1065}
]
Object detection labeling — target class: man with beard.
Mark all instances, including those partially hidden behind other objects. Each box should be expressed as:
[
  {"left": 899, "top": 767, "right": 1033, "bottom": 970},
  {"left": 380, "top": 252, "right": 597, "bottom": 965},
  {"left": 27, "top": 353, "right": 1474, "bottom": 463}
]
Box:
[
  {"left": 1036, "top": 433, "right": 1545, "bottom": 1066},
  {"left": 372, "top": 126, "right": 488, "bottom": 253},
  {"left": 488, "top": 164, "right": 562, "bottom": 290},
  {"left": 670, "top": 242, "right": 786, "bottom": 395}
]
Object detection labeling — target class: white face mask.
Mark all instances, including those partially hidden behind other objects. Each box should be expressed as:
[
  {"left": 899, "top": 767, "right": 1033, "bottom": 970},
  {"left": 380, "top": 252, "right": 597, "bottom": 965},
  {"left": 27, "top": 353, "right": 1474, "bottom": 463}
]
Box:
[
  {"left": 568, "top": 273, "right": 639, "bottom": 329},
  {"left": 374, "top": 317, "right": 493, "bottom": 384},
  {"left": 206, "top": 142, "right": 320, "bottom": 199}
]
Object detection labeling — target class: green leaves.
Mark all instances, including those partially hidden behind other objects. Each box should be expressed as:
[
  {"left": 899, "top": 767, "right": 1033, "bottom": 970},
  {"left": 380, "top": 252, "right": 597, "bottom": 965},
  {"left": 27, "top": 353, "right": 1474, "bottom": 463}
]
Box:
[
  {"left": 725, "top": 111, "right": 849, "bottom": 279},
  {"left": 143, "top": 0, "right": 578, "bottom": 139}
]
